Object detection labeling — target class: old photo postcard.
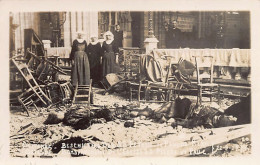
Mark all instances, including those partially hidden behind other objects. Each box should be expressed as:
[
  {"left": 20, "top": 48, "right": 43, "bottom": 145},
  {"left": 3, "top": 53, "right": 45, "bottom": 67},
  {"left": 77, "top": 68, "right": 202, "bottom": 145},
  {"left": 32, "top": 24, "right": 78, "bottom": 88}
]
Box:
[{"left": 1, "top": 0, "right": 260, "bottom": 164}]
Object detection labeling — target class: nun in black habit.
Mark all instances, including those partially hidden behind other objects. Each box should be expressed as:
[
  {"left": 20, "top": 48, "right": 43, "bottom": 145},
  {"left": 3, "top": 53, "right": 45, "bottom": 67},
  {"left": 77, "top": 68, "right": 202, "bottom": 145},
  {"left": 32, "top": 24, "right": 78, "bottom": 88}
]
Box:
[
  {"left": 101, "top": 31, "right": 118, "bottom": 77},
  {"left": 69, "top": 31, "right": 90, "bottom": 86},
  {"left": 87, "top": 36, "right": 102, "bottom": 84}
]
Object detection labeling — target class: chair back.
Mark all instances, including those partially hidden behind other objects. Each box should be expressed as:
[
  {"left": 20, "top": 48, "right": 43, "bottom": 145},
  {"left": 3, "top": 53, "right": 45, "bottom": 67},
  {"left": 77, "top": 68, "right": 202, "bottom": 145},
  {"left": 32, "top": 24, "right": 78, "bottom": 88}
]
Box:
[
  {"left": 194, "top": 55, "right": 214, "bottom": 84},
  {"left": 128, "top": 54, "right": 142, "bottom": 79},
  {"left": 163, "top": 55, "right": 174, "bottom": 84}
]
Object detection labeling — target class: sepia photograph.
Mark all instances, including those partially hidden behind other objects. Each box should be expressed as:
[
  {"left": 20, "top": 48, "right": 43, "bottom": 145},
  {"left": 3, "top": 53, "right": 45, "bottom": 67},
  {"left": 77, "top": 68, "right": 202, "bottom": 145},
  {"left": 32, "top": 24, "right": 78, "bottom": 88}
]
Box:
[{"left": 1, "top": 0, "right": 260, "bottom": 164}]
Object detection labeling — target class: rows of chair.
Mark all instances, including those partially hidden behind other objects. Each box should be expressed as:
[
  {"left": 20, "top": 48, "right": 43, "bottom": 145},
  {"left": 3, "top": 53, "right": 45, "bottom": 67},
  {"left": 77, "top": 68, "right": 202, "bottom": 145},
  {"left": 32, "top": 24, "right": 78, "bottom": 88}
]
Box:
[{"left": 120, "top": 49, "right": 220, "bottom": 105}]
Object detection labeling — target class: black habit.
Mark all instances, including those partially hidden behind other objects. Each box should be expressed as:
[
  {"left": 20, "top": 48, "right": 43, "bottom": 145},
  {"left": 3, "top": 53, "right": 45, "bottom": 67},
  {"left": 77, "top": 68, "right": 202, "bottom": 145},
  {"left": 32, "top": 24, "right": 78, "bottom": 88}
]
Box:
[
  {"left": 113, "top": 30, "right": 123, "bottom": 53},
  {"left": 87, "top": 42, "right": 102, "bottom": 83},
  {"left": 69, "top": 39, "right": 90, "bottom": 86}
]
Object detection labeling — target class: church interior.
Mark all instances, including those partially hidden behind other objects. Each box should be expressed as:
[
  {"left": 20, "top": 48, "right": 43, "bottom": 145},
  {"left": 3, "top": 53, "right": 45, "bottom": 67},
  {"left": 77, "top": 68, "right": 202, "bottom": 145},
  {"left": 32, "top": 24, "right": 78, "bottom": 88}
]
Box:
[{"left": 9, "top": 11, "right": 251, "bottom": 158}]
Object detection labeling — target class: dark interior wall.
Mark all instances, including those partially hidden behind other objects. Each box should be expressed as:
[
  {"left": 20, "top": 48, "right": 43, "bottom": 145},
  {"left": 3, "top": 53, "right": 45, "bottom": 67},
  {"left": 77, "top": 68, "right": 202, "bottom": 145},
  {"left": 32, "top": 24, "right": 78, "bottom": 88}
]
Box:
[
  {"left": 39, "top": 12, "right": 64, "bottom": 47},
  {"left": 131, "top": 12, "right": 142, "bottom": 47},
  {"left": 225, "top": 11, "right": 250, "bottom": 49},
  {"left": 145, "top": 11, "right": 250, "bottom": 49}
]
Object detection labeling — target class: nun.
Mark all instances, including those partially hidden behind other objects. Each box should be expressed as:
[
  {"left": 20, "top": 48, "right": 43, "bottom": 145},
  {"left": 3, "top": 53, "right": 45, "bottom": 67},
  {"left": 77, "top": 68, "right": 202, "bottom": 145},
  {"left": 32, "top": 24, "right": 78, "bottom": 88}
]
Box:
[
  {"left": 87, "top": 35, "right": 102, "bottom": 85},
  {"left": 69, "top": 31, "right": 90, "bottom": 86},
  {"left": 101, "top": 31, "right": 118, "bottom": 77}
]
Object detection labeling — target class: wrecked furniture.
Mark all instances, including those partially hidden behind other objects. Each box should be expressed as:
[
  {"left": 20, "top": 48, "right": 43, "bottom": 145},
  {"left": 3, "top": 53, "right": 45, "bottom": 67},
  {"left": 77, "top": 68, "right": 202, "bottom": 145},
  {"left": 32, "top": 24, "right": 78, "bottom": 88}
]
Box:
[
  {"left": 44, "top": 82, "right": 64, "bottom": 105},
  {"left": 118, "top": 47, "right": 142, "bottom": 79},
  {"left": 169, "top": 57, "right": 197, "bottom": 98},
  {"left": 140, "top": 55, "right": 175, "bottom": 102},
  {"left": 129, "top": 54, "right": 174, "bottom": 102},
  {"left": 194, "top": 56, "right": 220, "bottom": 105},
  {"left": 26, "top": 49, "right": 67, "bottom": 84},
  {"left": 24, "top": 29, "right": 66, "bottom": 84},
  {"left": 59, "top": 81, "right": 74, "bottom": 104},
  {"left": 11, "top": 56, "right": 52, "bottom": 116},
  {"left": 24, "top": 28, "right": 45, "bottom": 58},
  {"left": 72, "top": 79, "right": 93, "bottom": 106},
  {"left": 101, "top": 73, "right": 126, "bottom": 95}
]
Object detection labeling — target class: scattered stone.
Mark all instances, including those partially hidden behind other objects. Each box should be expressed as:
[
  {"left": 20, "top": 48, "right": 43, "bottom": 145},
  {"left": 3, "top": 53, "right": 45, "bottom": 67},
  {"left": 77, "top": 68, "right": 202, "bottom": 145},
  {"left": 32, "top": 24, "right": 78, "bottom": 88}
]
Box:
[{"left": 124, "top": 121, "right": 135, "bottom": 128}]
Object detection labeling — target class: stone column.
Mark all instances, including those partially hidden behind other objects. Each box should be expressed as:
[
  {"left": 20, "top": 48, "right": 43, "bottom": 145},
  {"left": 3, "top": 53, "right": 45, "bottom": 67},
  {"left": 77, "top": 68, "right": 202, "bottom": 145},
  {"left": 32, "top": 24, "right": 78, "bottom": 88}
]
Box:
[
  {"left": 144, "top": 11, "right": 159, "bottom": 54},
  {"left": 63, "top": 12, "right": 71, "bottom": 47}
]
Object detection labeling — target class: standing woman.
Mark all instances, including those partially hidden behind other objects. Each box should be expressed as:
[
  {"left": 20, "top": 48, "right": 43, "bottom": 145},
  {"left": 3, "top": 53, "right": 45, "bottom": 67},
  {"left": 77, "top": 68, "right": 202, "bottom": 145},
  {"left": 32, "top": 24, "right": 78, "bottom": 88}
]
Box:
[
  {"left": 87, "top": 36, "right": 102, "bottom": 85},
  {"left": 69, "top": 31, "right": 90, "bottom": 87},
  {"left": 101, "top": 31, "right": 118, "bottom": 77}
]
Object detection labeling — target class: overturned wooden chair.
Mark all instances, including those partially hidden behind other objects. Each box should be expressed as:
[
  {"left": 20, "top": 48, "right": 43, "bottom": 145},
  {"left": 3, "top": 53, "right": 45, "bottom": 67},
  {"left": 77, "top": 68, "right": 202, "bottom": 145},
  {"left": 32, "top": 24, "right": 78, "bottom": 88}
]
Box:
[
  {"left": 169, "top": 57, "right": 197, "bottom": 99},
  {"left": 72, "top": 80, "right": 93, "bottom": 106},
  {"left": 101, "top": 73, "right": 128, "bottom": 96},
  {"left": 26, "top": 49, "right": 67, "bottom": 84},
  {"left": 11, "top": 56, "right": 52, "bottom": 116}
]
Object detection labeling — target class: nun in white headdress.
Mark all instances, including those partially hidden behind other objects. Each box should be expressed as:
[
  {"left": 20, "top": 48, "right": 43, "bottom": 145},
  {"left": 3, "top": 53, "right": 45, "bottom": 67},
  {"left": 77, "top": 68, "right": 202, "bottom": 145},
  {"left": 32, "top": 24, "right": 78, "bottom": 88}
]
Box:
[
  {"left": 101, "top": 31, "right": 118, "bottom": 77},
  {"left": 87, "top": 35, "right": 102, "bottom": 84},
  {"left": 69, "top": 31, "right": 90, "bottom": 86}
]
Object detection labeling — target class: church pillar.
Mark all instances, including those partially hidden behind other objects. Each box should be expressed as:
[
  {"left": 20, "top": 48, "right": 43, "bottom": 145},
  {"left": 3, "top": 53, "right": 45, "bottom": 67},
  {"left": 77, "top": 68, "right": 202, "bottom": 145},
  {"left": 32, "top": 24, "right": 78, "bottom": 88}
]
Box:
[{"left": 144, "top": 11, "right": 159, "bottom": 54}]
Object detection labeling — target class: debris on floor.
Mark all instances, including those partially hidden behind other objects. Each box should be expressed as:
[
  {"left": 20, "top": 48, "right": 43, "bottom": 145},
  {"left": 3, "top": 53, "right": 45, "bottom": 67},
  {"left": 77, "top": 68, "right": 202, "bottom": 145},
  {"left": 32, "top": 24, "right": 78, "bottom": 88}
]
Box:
[{"left": 9, "top": 87, "right": 251, "bottom": 158}]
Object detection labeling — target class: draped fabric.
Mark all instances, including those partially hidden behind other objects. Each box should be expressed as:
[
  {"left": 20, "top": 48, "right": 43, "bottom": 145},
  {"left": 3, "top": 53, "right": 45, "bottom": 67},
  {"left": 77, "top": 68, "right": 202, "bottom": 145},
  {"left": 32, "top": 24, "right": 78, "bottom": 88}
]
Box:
[
  {"left": 140, "top": 55, "right": 163, "bottom": 82},
  {"left": 152, "top": 48, "right": 251, "bottom": 67}
]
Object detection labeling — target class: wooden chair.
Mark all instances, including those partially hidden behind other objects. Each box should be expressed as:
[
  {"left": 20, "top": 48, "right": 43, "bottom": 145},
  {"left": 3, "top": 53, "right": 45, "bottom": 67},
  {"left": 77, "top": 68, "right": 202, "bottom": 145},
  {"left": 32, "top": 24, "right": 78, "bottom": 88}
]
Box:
[
  {"left": 127, "top": 54, "right": 144, "bottom": 102},
  {"left": 72, "top": 79, "right": 93, "bottom": 106},
  {"left": 194, "top": 56, "right": 220, "bottom": 105},
  {"left": 26, "top": 49, "right": 66, "bottom": 84},
  {"left": 11, "top": 57, "right": 52, "bottom": 116},
  {"left": 129, "top": 55, "right": 174, "bottom": 103},
  {"left": 168, "top": 57, "right": 197, "bottom": 99}
]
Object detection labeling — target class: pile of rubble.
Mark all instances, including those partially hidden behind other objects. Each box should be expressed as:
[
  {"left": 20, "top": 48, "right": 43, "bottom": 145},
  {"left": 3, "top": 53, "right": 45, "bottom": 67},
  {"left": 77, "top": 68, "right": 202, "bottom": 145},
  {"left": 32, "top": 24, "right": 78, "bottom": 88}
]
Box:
[{"left": 10, "top": 90, "right": 251, "bottom": 158}]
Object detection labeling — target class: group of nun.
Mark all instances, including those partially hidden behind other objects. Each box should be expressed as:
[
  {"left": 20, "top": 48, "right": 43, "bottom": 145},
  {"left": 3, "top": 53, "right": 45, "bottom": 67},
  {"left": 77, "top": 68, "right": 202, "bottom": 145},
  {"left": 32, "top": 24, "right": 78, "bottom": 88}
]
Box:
[{"left": 69, "top": 31, "right": 120, "bottom": 87}]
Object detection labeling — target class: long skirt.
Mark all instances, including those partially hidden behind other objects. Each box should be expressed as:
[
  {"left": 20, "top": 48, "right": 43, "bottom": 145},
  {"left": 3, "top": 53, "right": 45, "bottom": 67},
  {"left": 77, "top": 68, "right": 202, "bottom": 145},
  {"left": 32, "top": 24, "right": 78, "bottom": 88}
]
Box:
[
  {"left": 90, "top": 63, "right": 102, "bottom": 83},
  {"left": 102, "top": 52, "right": 116, "bottom": 77},
  {"left": 71, "top": 51, "right": 90, "bottom": 86}
]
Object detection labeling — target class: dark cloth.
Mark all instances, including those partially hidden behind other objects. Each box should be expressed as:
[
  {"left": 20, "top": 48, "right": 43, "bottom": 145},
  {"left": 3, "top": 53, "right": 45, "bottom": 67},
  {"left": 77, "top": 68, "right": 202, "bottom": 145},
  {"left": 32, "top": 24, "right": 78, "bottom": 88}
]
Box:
[
  {"left": 140, "top": 55, "right": 163, "bottom": 82},
  {"left": 165, "top": 30, "right": 172, "bottom": 49},
  {"left": 224, "top": 94, "right": 251, "bottom": 125},
  {"left": 178, "top": 59, "right": 196, "bottom": 77},
  {"left": 70, "top": 40, "right": 90, "bottom": 86},
  {"left": 87, "top": 43, "right": 102, "bottom": 83},
  {"left": 113, "top": 30, "right": 123, "bottom": 53},
  {"left": 167, "top": 28, "right": 182, "bottom": 48},
  {"left": 101, "top": 41, "right": 117, "bottom": 77}
]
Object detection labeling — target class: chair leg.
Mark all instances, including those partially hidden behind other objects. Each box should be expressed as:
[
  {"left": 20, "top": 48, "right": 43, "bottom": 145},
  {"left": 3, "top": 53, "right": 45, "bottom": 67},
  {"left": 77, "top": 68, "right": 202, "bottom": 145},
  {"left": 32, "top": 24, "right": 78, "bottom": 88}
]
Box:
[
  {"left": 200, "top": 87, "right": 202, "bottom": 105},
  {"left": 217, "top": 85, "right": 220, "bottom": 105},
  {"left": 145, "top": 87, "right": 150, "bottom": 102},
  {"left": 129, "top": 85, "right": 132, "bottom": 102},
  {"left": 157, "top": 89, "right": 162, "bottom": 101},
  {"left": 138, "top": 84, "right": 141, "bottom": 102},
  {"left": 210, "top": 88, "right": 213, "bottom": 102},
  {"left": 166, "top": 89, "right": 171, "bottom": 102},
  {"left": 197, "top": 86, "right": 202, "bottom": 105}
]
